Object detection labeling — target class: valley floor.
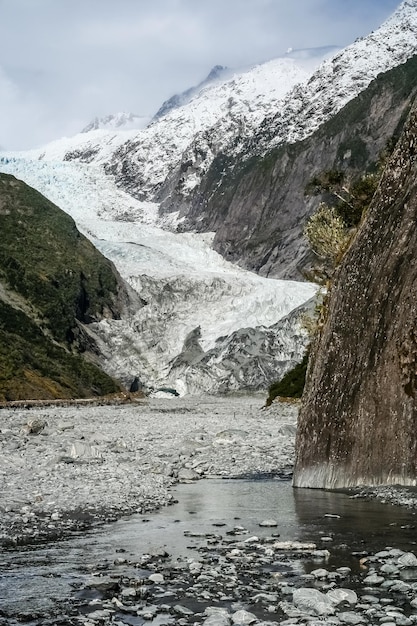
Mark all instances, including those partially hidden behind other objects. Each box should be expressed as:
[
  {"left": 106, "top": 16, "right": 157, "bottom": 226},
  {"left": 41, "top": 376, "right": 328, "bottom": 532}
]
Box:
[{"left": 0, "top": 395, "right": 297, "bottom": 545}]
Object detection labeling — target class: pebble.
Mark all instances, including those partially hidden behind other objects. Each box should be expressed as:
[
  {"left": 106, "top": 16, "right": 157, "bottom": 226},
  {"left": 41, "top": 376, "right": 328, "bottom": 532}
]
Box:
[
  {"left": 231, "top": 609, "right": 258, "bottom": 624},
  {"left": 148, "top": 572, "right": 164, "bottom": 583},
  {"left": 398, "top": 552, "right": 417, "bottom": 567},
  {"left": 363, "top": 572, "right": 385, "bottom": 585}
]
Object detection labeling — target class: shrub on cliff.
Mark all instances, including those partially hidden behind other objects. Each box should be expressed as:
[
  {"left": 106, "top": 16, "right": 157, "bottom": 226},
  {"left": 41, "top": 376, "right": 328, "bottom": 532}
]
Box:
[{"left": 304, "top": 203, "right": 350, "bottom": 269}]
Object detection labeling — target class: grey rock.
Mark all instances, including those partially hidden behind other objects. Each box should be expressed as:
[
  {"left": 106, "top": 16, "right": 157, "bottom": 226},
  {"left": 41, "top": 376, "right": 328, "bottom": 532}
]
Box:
[
  {"left": 70, "top": 442, "right": 102, "bottom": 461},
  {"left": 380, "top": 563, "right": 399, "bottom": 575},
  {"left": 231, "top": 609, "right": 258, "bottom": 624},
  {"left": 338, "top": 611, "right": 366, "bottom": 624},
  {"left": 177, "top": 467, "right": 200, "bottom": 481},
  {"left": 388, "top": 580, "right": 411, "bottom": 593},
  {"left": 215, "top": 429, "right": 249, "bottom": 442},
  {"left": 398, "top": 552, "right": 417, "bottom": 568},
  {"left": 363, "top": 573, "right": 385, "bottom": 586},
  {"left": 203, "top": 607, "right": 231, "bottom": 626},
  {"left": 292, "top": 587, "right": 335, "bottom": 616},
  {"left": 137, "top": 605, "right": 159, "bottom": 619},
  {"left": 87, "top": 609, "right": 115, "bottom": 620},
  {"left": 311, "top": 568, "right": 329, "bottom": 579},
  {"left": 148, "top": 573, "right": 164, "bottom": 583},
  {"left": 22, "top": 419, "right": 47, "bottom": 435},
  {"left": 121, "top": 587, "right": 137, "bottom": 598},
  {"left": 326, "top": 588, "right": 358, "bottom": 605},
  {"left": 388, "top": 549, "right": 405, "bottom": 558},
  {"left": 174, "top": 604, "right": 195, "bottom": 616}
]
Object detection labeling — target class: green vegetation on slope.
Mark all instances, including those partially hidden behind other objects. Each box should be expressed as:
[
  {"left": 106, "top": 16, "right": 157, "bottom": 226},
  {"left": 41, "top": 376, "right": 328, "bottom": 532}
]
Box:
[
  {"left": 0, "top": 173, "right": 123, "bottom": 400},
  {"left": 266, "top": 354, "right": 308, "bottom": 405},
  {"left": 0, "top": 300, "right": 118, "bottom": 401},
  {"left": 0, "top": 174, "right": 122, "bottom": 345}
]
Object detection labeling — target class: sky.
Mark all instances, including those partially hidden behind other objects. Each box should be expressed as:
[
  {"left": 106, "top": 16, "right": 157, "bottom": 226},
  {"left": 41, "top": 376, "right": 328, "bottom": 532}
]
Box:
[{"left": 0, "top": 0, "right": 401, "bottom": 151}]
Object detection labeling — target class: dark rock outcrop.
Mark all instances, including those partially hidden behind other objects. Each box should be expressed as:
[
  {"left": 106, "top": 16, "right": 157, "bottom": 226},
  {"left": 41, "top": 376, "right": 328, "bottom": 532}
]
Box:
[
  {"left": 165, "top": 299, "right": 315, "bottom": 395},
  {"left": 293, "top": 99, "right": 417, "bottom": 489}
]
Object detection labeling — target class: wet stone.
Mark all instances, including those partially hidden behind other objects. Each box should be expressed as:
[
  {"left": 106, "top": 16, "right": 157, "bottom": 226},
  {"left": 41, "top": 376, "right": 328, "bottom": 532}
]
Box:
[
  {"left": 231, "top": 609, "right": 258, "bottom": 624},
  {"left": 338, "top": 611, "right": 367, "bottom": 624},
  {"left": 258, "top": 519, "right": 278, "bottom": 527},
  {"left": 398, "top": 552, "right": 417, "bottom": 568},
  {"left": 292, "top": 587, "right": 335, "bottom": 616},
  {"left": 364, "top": 572, "right": 385, "bottom": 585}
]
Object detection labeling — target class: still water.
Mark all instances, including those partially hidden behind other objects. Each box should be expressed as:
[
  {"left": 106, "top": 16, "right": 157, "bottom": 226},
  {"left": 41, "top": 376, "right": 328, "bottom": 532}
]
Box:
[{"left": 1, "top": 478, "right": 417, "bottom": 618}]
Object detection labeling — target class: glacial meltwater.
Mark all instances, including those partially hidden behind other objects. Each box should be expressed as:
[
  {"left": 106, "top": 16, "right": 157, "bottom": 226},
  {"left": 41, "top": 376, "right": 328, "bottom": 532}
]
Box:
[{"left": 1, "top": 478, "right": 417, "bottom": 625}]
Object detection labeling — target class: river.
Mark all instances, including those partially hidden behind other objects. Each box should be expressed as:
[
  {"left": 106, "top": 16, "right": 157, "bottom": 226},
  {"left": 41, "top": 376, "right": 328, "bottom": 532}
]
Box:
[{"left": 1, "top": 477, "right": 417, "bottom": 624}]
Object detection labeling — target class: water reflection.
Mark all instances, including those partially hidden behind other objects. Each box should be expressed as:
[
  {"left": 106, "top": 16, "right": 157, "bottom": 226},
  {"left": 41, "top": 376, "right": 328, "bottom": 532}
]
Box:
[
  {"left": 1, "top": 479, "right": 417, "bottom": 619},
  {"left": 293, "top": 486, "right": 417, "bottom": 553}
]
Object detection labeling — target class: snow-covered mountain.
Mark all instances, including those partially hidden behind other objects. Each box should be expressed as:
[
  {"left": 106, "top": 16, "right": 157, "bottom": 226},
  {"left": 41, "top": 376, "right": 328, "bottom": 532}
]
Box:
[
  {"left": 82, "top": 112, "right": 150, "bottom": 133},
  {"left": 20, "top": 56, "right": 312, "bottom": 201},
  {"left": 2, "top": 1, "right": 415, "bottom": 394},
  {"left": 17, "top": 0, "right": 417, "bottom": 214},
  {"left": 152, "top": 64, "right": 231, "bottom": 120},
  {"left": 252, "top": 0, "right": 417, "bottom": 153}
]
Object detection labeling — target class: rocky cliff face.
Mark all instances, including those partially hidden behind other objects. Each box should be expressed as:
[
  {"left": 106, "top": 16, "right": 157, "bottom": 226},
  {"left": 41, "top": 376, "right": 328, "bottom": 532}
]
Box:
[
  {"left": 292, "top": 99, "right": 417, "bottom": 489},
  {"left": 184, "top": 56, "right": 417, "bottom": 279}
]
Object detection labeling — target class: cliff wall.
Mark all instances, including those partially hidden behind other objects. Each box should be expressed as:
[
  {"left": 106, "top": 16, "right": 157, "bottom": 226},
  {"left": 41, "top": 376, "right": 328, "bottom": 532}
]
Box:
[{"left": 293, "top": 100, "right": 417, "bottom": 488}]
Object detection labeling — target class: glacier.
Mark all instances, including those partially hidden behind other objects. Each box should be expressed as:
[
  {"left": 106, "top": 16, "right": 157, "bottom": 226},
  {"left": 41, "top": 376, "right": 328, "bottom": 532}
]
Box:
[{"left": 0, "top": 156, "right": 317, "bottom": 394}]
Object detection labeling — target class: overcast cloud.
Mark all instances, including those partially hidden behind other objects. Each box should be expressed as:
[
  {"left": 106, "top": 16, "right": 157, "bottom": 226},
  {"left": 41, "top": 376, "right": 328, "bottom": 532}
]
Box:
[{"left": 0, "top": 0, "right": 400, "bottom": 150}]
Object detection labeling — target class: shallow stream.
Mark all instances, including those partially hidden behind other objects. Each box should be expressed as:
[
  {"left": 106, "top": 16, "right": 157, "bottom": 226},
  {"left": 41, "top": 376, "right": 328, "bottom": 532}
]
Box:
[{"left": 1, "top": 478, "right": 417, "bottom": 623}]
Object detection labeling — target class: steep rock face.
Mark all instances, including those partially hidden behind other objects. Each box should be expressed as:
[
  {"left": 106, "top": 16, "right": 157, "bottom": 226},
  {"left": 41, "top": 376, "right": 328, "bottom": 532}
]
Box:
[
  {"left": 185, "top": 55, "right": 417, "bottom": 279},
  {"left": 292, "top": 99, "right": 417, "bottom": 489}
]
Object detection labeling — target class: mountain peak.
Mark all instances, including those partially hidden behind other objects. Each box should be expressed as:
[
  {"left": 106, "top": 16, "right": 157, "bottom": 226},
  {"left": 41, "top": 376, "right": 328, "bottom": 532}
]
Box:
[
  {"left": 81, "top": 112, "right": 150, "bottom": 133},
  {"left": 205, "top": 64, "right": 229, "bottom": 81},
  {"left": 153, "top": 64, "right": 231, "bottom": 120}
]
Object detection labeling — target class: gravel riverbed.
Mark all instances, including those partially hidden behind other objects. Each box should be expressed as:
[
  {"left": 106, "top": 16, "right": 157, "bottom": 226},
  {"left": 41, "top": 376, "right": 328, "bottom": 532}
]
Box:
[
  {"left": 3, "top": 395, "right": 417, "bottom": 626},
  {"left": 0, "top": 395, "right": 296, "bottom": 545}
]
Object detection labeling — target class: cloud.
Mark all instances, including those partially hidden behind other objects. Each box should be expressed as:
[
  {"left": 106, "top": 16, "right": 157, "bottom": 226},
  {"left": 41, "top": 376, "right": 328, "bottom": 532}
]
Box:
[{"left": 0, "top": 0, "right": 401, "bottom": 150}]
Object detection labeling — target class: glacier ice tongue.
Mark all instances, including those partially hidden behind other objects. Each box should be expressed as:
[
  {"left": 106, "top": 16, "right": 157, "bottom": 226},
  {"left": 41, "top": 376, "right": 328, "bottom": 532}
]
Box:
[{"left": 0, "top": 156, "right": 317, "bottom": 393}]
